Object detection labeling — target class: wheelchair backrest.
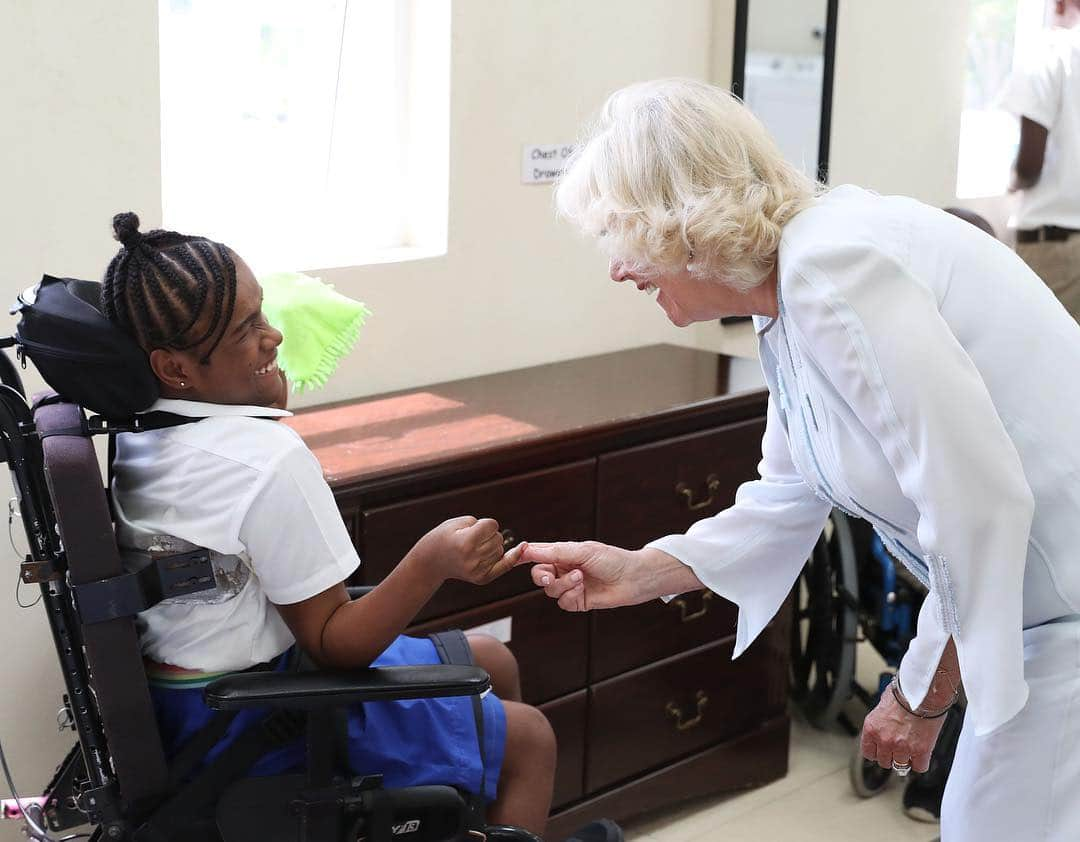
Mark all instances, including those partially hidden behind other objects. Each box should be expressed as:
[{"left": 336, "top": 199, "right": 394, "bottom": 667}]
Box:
[{"left": 29, "top": 399, "right": 170, "bottom": 814}]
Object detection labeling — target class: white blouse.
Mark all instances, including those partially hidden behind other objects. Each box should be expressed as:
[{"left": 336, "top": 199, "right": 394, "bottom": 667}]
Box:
[{"left": 648, "top": 185, "right": 1080, "bottom": 736}]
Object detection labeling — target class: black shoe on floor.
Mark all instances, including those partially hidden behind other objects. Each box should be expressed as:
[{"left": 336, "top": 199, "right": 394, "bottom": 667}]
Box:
[
  {"left": 564, "top": 818, "right": 624, "bottom": 842},
  {"left": 903, "top": 775, "right": 943, "bottom": 824}
]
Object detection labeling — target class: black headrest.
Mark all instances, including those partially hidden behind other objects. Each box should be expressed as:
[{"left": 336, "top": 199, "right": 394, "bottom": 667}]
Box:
[{"left": 13, "top": 275, "right": 159, "bottom": 417}]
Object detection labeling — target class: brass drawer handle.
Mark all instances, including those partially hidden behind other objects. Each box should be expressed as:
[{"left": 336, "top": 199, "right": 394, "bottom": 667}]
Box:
[
  {"left": 675, "top": 474, "right": 721, "bottom": 511},
  {"left": 666, "top": 690, "right": 709, "bottom": 732},
  {"left": 499, "top": 528, "right": 515, "bottom": 550},
  {"left": 672, "top": 591, "right": 713, "bottom": 623}
]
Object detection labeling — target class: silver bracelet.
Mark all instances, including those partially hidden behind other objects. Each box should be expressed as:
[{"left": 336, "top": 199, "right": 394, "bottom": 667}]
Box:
[{"left": 891, "top": 675, "right": 956, "bottom": 719}]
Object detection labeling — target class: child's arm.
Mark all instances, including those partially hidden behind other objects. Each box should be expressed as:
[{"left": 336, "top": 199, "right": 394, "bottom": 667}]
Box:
[{"left": 275, "top": 516, "right": 523, "bottom": 669}]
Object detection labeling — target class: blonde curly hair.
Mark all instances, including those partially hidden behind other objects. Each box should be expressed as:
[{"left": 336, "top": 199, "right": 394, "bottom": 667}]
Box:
[{"left": 555, "top": 78, "right": 820, "bottom": 291}]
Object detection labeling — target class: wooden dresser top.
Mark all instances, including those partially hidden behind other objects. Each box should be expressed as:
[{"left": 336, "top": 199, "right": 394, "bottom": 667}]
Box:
[{"left": 285, "top": 344, "right": 766, "bottom": 501}]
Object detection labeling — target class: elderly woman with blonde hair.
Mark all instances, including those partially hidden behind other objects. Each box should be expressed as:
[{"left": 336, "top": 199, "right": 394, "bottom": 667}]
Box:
[{"left": 519, "top": 78, "right": 1080, "bottom": 841}]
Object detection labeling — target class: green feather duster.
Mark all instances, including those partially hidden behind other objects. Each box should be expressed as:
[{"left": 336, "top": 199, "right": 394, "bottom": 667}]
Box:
[{"left": 259, "top": 271, "right": 370, "bottom": 393}]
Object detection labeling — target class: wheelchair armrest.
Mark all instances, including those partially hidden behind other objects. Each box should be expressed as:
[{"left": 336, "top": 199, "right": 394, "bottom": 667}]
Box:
[
  {"left": 204, "top": 664, "right": 491, "bottom": 711},
  {"left": 346, "top": 585, "right": 374, "bottom": 599}
]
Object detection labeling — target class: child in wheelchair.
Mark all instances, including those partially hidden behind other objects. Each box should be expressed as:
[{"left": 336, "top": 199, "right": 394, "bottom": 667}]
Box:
[{"left": 98, "top": 212, "right": 559, "bottom": 837}]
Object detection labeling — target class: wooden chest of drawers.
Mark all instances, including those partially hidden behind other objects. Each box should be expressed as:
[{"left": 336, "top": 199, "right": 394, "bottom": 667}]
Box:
[{"left": 286, "top": 344, "right": 788, "bottom": 834}]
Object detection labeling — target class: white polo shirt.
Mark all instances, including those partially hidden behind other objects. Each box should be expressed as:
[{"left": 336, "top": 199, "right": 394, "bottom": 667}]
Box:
[
  {"left": 112, "top": 399, "right": 360, "bottom": 672},
  {"left": 1001, "top": 26, "right": 1080, "bottom": 230}
]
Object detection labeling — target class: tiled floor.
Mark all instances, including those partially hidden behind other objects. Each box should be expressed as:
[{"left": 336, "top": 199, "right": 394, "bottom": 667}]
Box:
[{"left": 621, "top": 646, "right": 940, "bottom": 842}]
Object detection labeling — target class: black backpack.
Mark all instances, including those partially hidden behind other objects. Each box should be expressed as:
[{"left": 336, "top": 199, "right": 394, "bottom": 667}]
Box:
[{"left": 12, "top": 275, "right": 159, "bottom": 417}]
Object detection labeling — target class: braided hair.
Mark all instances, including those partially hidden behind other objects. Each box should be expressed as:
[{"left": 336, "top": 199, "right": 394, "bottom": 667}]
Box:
[{"left": 100, "top": 212, "right": 238, "bottom": 363}]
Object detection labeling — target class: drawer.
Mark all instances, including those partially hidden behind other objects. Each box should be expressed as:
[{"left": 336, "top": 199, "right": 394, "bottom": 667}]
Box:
[
  {"left": 585, "top": 619, "right": 788, "bottom": 792},
  {"left": 410, "top": 590, "right": 588, "bottom": 705},
  {"left": 590, "top": 591, "right": 737, "bottom": 681},
  {"left": 539, "top": 691, "right": 587, "bottom": 809},
  {"left": 360, "top": 461, "right": 595, "bottom": 621},
  {"left": 596, "top": 418, "right": 765, "bottom": 549}
]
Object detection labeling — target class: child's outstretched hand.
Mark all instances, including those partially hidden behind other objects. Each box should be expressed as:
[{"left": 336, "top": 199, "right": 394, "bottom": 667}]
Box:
[{"left": 418, "top": 516, "right": 525, "bottom": 586}]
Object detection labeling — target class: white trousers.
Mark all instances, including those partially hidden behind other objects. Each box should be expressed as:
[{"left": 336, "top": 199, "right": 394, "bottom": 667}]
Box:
[{"left": 941, "top": 619, "right": 1080, "bottom": 841}]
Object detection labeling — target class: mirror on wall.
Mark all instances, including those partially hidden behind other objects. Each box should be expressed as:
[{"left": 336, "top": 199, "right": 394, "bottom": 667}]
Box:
[
  {"left": 732, "top": 0, "right": 839, "bottom": 183},
  {"left": 720, "top": 0, "right": 838, "bottom": 325}
]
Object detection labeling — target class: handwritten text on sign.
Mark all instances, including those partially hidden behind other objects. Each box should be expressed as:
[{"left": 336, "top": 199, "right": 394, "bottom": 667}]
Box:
[{"left": 522, "top": 144, "right": 575, "bottom": 184}]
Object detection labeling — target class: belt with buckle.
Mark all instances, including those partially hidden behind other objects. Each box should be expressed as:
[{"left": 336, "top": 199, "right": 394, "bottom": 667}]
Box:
[{"left": 1016, "top": 225, "right": 1080, "bottom": 243}]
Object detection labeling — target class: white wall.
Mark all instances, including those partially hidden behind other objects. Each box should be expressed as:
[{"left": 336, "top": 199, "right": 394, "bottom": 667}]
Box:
[
  {"left": 0, "top": 0, "right": 971, "bottom": 833},
  {"left": 0, "top": 1, "right": 163, "bottom": 827},
  {"left": 828, "top": 0, "right": 971, "bottom": 206},
  {"left": 309, "top": 0, "right": 720, "bottom": 406}
]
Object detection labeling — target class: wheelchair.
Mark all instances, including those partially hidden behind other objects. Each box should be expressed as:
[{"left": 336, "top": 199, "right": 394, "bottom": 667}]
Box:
[
  {"left": 0, "top": 345, "right": 539, "bottom": 842},
  {"left": 789, "top": 510, "right": 964, "bottom": 801}
]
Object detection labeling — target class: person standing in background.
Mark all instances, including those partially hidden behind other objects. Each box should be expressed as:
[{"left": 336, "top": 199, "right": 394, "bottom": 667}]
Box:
[{"left": 1002, "top": 0, "right": 1080, "bottom": 320}]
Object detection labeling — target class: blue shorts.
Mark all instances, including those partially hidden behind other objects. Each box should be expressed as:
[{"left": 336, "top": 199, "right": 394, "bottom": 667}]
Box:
[{"left": 147, "top": 635, "right": 507, "bottom": 802}]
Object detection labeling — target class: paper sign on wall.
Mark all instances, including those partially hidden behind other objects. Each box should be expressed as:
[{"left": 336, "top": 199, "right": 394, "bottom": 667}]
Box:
[{"left": 522, "top": 144, "right": 574, "bottom": 184}]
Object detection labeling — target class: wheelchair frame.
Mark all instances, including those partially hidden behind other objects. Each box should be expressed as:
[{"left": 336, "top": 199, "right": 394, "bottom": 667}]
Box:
[
  {"left": 0, "top": 350, "right": 537, "bottom": 842},
  {"left": 790, "top": 511, "right": 924, "bottom": 727}
]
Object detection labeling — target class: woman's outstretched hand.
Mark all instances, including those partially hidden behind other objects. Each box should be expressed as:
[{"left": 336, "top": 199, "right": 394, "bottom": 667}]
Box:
[
  {"left": 518, "top": 541, "right": 640, "bottom": 610},
  {"left": 517, "top": 541, "right": 704, "bottom": 612}
]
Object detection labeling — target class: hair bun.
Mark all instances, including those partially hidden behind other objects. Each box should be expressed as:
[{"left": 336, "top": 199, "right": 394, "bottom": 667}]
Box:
[{"left": 112, "top": 211, "right": 143, "bottom": 249}]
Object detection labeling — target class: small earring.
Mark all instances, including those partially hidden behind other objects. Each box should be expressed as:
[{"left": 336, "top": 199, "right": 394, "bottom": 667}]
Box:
[{"left": 179, "top": 381, "right": 187, "bottom": 388}]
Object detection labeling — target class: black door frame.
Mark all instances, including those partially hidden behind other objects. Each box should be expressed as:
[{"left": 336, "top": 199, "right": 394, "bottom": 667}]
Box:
[{"left": 731, "top": 0, "right": 839, "bottom": 184}]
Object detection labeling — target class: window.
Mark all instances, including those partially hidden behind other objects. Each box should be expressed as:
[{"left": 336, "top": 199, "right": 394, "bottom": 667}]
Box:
[
  {"left": 158, "top": 0, "right": 450, "bottom": 273},
  {"left": 956, "top": 0, "right": 1047, "bottom": 198}
]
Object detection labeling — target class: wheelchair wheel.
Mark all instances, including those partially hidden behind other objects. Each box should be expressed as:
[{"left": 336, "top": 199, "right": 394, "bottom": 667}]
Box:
[
  {"left": 849, "top": 737, "right": 892, "bottom": 798},
  {"left": 790, "top": 510, "right": 859, "bottom": 730}
]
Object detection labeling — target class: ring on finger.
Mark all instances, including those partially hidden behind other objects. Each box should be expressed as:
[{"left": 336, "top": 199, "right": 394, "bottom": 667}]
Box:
[{"left": 891, "top": 760, "right": 912, "bottom": 777}]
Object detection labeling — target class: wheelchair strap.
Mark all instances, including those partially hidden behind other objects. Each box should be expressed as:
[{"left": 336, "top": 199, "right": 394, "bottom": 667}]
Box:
[
  {"left": 33, "top": 401, "right": 279, "bottom": 440},
  {"left": 473, "top": 686, "right": 487, "bottom": 805},
  {"left": 33, "top": 410, "right": 199, "bottom": 440},
  {"left": 428, "top": 631, "right": 488, "bottom": 804},
  {"left": 137, "top": 653, "right": 307, "bottom": 841},
  {"left": 427, "top": 630, "right": 475, "bottom": 669},
  {"left": 163, "top": 709, "right": 241, "bottom": 790},
  {"left": 159, "top": 653, "right": 288, "bottom": 789},
  {"left": 134, "top": 708, "right": 306, "bottom": 842}
]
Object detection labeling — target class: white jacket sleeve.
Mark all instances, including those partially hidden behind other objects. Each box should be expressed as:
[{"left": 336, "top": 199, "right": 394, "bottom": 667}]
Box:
[
  {"left": 783, "top": 249, "right": 1033, "bottom": 736},
  {"left": 646, "top": 395, "right": 831, "bottom": 658}
]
